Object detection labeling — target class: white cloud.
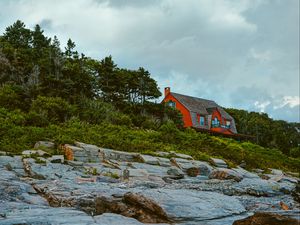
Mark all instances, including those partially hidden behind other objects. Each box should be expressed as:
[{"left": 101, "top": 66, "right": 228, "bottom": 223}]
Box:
[
  {"left": 254, "top": 100, "right": 271, "bottom": 112},
  {"left": 274, "top": 96, "right": 300, "bottom": 109}
]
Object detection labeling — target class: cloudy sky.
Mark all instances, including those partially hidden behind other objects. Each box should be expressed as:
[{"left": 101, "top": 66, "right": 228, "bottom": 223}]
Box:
[{"left": 0, "top": 0, "right": 299, "bottom": 122}]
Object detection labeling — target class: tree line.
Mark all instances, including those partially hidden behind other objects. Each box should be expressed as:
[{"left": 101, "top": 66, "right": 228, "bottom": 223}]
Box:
[{"left": 0, "top": 20, "right": 299, "bottom": 158}]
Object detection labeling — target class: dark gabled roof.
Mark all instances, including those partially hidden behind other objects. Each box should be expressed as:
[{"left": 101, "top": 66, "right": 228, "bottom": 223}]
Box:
[{"left": 171, "top": 92, "right": 233, "bottom": 120}]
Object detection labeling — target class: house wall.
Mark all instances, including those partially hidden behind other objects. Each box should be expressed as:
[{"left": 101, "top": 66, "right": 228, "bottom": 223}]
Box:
[
  {"left": 210, "top": 109, "right": 233, "bottom": 134},
  {"left": 163, "top": 94, "right": 193, "bottom": 127}
]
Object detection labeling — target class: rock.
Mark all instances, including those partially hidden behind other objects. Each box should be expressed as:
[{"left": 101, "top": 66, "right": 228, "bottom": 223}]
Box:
[
  {"left": 102, "top": 148, "right": 141, "bottom": 162},
  {"left": 209, "top": 168, "right": 243, "bottom": 182},
  {"left": 232, "top": 167, "right": 260, "bottom": 179},
  {"left": 186, "top": 167, "right": 200, "bottom": 177},
  {"left": 0, "top": 151, "right": 7, "bottom": 156},
  {"left": 130, "top": 162, "right": 169, "bottom": 177},
  {"left": 34, "top": 141, "right": 55, "bottom": 149},
  {"left": 292, "top": 181, "right": 300, "bottom": 203},
  {"left": 5, "top": 156, "right": 26, "bottom": 176},
  {"left": 94, "top": 213, "right": 145, "bottom": 225},
  {"left": 156, "top": 157, "right": 172, "bottom": 167},
  {"left": 140, "top": 189, "right": 246, "bottom": 222},
  {"left": 210, "top": 158, "right": 228, "bottom": 168},
  {"left": 169, "top": 151, "right": 193, "bottom": 160},
  {"left": 128, "top": 169, "right": 149, "bottom": 177},
  {"left": 75, "top": 142, "right": 101, "bottom": 163},
  {"left": 94, "top": 193, "right": 171, "bottom": 224},
  {"left": 193, "top": 161, "right": 213, "bottom": 176},
  {"left": 232, "top": 178, "right": 294, "bottom": 197},
  {"left": 22, "top": 149, "right": 49, "bottom": 157},
  {"left": 0, "top": 203, "right": 96, "bottom": 225},
  {"left": 233, "top": 212, "right": 299, "bottom": 225},
  {"left": 49, "top": 155, "right": 64, "bottom": 163},
  {"left": 137, "top": 154, "right": 160, "bottom": 165},
  {"left": 64, "top": 144, "right": 88, "bottom": 162},
  {"left": 167, "top": 166, "right": 184, "bottom": 179}
]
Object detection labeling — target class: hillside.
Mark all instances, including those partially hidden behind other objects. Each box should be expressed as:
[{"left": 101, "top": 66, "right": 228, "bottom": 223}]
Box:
[{"left": 0, "top": 20, "right": 299, "bottom": 172}]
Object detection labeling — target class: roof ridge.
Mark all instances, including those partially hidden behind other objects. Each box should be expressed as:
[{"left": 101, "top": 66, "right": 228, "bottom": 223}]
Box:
[{"left": 171, "top": 92, "right": 216, "bottom": 103}]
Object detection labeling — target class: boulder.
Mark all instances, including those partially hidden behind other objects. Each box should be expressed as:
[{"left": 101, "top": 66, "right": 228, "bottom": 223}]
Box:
[
  {"left": 209, "top": 168, "right": 243, "bottom": 182},
  {"left": 233, "top": 212, "right": 299, "bottom": 225},
  {"left": 34, "top": 141, "right": 55, "bottom": 149},
  {"left": 210, "top": 158, "right": 228, "bottom": 168}
]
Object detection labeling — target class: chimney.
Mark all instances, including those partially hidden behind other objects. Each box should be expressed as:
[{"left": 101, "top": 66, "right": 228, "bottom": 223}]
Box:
[{"left": 164, "top": 87, "right": 170, "bottom": 97}]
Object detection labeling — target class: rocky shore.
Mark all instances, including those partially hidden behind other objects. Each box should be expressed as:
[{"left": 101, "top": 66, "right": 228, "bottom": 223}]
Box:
[{"left": 0, "top": 141, "right": 299, "bottom": 225}]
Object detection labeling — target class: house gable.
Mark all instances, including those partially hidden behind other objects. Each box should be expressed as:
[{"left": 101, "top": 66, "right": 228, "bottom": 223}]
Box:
[{"left": 162, "top": 87, "right": 238, "bottom": 134}]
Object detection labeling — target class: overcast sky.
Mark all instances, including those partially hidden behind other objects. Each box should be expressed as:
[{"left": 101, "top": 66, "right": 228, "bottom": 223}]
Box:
[{"left": 0, "top": 0, "right": 299, "bottom": 122}]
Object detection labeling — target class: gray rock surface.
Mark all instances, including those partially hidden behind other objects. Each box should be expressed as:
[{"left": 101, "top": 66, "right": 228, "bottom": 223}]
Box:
[{"left": 1, "top": 142, "right": 299, "bottom": 225}]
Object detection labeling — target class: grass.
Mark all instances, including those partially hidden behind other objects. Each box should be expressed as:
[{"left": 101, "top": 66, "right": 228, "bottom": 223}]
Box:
[{"left": 1, "top": 112, "right": 299, "bottom": 173}]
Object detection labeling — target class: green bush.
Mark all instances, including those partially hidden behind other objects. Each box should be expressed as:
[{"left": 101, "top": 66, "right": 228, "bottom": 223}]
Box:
[
  {"left": 30, "top": 96, "right": 75, "bottom": 124},
  {"left": 290, "top": 147, "right": 300, "bottom": 158}
]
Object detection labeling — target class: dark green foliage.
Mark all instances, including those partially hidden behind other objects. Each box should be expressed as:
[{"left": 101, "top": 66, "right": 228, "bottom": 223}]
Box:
[
  {"left": 30, "top": 96, "right": 75, "bottom": 124},
  {"left": 226, "top": 108, "right": 300, "bottom": 155}
]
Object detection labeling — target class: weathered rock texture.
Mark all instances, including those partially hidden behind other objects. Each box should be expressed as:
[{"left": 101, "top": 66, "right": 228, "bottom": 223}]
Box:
[{"left": 0, "top": 141, "right": 299, "bottom": 225}]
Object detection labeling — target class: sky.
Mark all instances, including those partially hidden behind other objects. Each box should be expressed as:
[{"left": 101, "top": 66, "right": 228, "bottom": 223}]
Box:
[{"left": 0, "top": 0, "right": 299, "bottom": 122}]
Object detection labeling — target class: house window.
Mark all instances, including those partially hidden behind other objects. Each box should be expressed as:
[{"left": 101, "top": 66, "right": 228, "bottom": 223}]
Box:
[
  {"left": 211, "top": 117, "right": 220, "bottom": 128},
  {"left": 200, "top": 116, "right": 205, "bottom": 126},
  {"left": 226, "top": 120, "right": 231, "bottom": 128},
  {"left": 167, "top": 100, "right": 176, "bottom": 108}
]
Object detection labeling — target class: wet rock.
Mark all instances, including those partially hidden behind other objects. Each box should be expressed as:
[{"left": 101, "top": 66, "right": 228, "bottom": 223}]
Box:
[
  {"left": 34, "top": 141, "right": 55, "bottom": 149},
  {"left": 210, "top": 158, "right": 228, "bottom": 168},
  {"left": 233, "top": 212, "right": 299, "bottom": 225},
  {"left": 209, "top": 168, "right": 243, "bottom": 182}
]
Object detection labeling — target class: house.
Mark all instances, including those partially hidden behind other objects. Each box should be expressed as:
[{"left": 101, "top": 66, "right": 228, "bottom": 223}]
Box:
[{"left": 163, "top": 87, "right": 237, "bottom": 135}]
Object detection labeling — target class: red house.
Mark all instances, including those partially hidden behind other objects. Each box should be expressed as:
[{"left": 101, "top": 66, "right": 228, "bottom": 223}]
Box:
[{"left": 163, "top": 87, "right": 237, "bottom": 135}]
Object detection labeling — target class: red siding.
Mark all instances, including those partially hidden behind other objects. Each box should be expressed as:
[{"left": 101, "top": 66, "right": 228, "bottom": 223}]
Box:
[
  {"left": 163, "top": 93, "right": 193, "bottom": 127},
  {"left": 210, "top": 109, "right": 233, "bottom": 134}
]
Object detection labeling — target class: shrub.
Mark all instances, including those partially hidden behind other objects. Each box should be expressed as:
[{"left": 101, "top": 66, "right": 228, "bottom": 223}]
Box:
[{"left": 30, "top": 96, "right": 75, "bottom": 124}]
